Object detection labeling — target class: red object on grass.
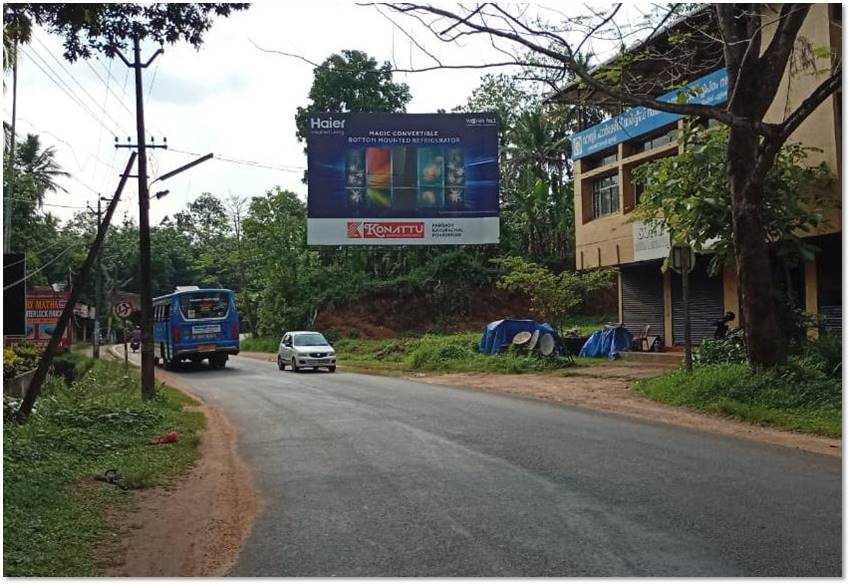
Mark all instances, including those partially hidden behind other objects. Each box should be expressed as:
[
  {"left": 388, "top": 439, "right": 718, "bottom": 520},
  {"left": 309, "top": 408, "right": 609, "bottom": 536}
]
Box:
[{"left": 150, "top": 431, "right": 180, "bottom": 444}]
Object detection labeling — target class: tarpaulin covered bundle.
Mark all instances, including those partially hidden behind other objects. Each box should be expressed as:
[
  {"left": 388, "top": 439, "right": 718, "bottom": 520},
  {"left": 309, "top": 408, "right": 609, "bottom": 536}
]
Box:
[
  {"left": 478, "top": 319, "right": 562, "bottom": 355},
  {"left": 578, "top": 325, "right": 634, "bottom": 359}
]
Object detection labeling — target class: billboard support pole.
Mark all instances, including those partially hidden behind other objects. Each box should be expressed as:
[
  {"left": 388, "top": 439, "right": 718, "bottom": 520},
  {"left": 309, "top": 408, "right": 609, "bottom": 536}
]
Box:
[{"left": 16, "top": 153, "right": 137, "bottom": 422}]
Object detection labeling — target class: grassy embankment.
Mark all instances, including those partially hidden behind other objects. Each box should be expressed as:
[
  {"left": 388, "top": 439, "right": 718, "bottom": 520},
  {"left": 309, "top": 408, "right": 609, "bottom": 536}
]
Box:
[
  {"left": 4, "top": 355, "right": 205, "bottom": 576},
  {"left": 635, "top": 363, "right": 842, "bottom": 438},
  {"left": 241, "top": 316, "right": 612, "bottom": 375}
]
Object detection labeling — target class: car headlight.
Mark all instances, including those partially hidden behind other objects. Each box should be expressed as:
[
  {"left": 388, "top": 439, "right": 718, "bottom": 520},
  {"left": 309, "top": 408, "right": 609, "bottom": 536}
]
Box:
[{"left": 328, "top": 351, "right": 336, "bottom": 357}]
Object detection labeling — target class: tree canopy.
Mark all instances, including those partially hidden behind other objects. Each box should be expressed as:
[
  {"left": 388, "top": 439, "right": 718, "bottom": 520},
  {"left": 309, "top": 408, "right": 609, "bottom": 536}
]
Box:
[{"left": 3, "top": 3, "right": 249, "bottom": 61}]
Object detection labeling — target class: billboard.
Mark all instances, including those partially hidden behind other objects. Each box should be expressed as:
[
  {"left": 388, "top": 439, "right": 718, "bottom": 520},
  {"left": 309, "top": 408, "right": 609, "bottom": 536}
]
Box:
[
  {"left": 571, "top": 68, "right": 728, "bottom": 160},
  {"left": 4, "top": 253, "right": 26, "bottom": 337},
  {"left": 307, "top": 112, "right": 499, "bottom": 245},
  {"left": 25, "top": 288, "right": 71, "bottom": 351}
]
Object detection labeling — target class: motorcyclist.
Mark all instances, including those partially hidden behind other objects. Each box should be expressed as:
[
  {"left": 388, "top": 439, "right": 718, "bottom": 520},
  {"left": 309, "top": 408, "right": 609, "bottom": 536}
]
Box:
[
  {"left": 130, "top": 325, "right": 141, "bottom": 352},
  {"left": 712, "top": 312, "right": 736, "bottom": 339}
]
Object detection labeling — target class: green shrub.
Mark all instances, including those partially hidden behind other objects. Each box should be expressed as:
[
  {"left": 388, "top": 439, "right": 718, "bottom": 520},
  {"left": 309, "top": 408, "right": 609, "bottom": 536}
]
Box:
[
  {"left": 798, "top": 332, "right": 842, "bottom": 378},
  {"left": 4, "top": 360, "right": 204, "bottom": 576},
  {"left": 693, "top": 337, "right": 748, "bottom": 366},
  {"left": 4, "top": 344, "right": 42, "bottom": 380},
  {"left": 635, "top": 363, "right": 841, "bottom": 437}
]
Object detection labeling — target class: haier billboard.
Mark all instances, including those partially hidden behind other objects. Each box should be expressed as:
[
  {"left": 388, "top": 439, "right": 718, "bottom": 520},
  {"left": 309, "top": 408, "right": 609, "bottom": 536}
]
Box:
[{"left": 307, "top": 112, "right": 499, "bottom": 245}]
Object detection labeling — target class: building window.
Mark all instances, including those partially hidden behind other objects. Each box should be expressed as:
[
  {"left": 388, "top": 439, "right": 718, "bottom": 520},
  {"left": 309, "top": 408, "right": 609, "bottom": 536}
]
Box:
[
  {"left": 583, "top": 149, "right": 618, "bottom": 170},
  {"left": 636, "top": 127, "right": 678, "bottom": 153},
  {"left": 592, "top": 174, "right": 619, "bottom": 218}
]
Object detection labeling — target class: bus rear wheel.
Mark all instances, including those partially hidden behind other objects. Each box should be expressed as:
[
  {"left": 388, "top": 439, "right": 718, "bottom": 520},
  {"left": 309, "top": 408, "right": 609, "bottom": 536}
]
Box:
[{"left": 209, "top": 355, "right": 227, "bottom": 369}]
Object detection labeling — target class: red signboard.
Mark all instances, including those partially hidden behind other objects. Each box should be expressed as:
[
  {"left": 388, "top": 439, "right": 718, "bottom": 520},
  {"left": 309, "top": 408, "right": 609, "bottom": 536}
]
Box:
[{"left": 24, "top": 289, "right": 71, "bottom": 351}]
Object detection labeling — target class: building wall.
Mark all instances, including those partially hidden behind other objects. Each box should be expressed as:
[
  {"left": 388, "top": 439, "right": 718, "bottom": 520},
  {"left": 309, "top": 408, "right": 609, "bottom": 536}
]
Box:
[{"left": 573, "top": 5, "right": 842, "bottom": 271}]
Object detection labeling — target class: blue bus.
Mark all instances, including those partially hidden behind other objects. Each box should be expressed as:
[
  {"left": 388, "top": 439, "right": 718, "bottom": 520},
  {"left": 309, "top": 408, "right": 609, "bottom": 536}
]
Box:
[{"left": 153, "top": 287, "right": 240, "bottom": 369}]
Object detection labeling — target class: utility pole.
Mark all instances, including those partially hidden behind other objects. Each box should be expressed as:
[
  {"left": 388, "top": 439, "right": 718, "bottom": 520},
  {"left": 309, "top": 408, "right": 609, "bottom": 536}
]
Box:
[
  {"left": 115, "top": 36, "right": 164, "bottom": 401},
  {"left": 17, "top": 153, "right": 137, "bottom": 421},
  {"left": 4, "top": 35, "right": 19, "bottom": 251},
  {"left": 88, "top": 195, "right": 112, "bottom": 359}
]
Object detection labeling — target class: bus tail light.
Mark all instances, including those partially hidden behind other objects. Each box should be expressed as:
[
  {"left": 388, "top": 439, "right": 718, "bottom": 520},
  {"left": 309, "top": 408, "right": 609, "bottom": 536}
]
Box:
[
  {"left": 231, "top": 322, "right": 239, "bottom": 339},
  {"left": 172, "top": 324, "right": 181, "bottom": 343}
]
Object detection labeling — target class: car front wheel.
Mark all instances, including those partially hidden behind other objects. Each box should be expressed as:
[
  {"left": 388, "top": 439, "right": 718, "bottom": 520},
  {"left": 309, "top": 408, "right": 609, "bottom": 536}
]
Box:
[
  {"left": 277, "top": 355, "right": 286, "bottom": 371},
  {"left": 291, "top": 357, "right": 300, "bottom": 373},
  {"left": 328, "top": 366, "right": 336, "bottom": 373}
]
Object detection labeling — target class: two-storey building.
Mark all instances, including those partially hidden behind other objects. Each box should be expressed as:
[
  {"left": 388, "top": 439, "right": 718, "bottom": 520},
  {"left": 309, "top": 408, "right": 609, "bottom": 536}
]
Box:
[{"left": 558, "top": 4, "right": 841, "bottom": 347}]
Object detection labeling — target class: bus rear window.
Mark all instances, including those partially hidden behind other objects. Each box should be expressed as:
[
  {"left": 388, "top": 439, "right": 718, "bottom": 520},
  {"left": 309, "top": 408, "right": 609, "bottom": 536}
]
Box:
[{"left": 179, "top": 292, "right": 229, "bottom": 320}]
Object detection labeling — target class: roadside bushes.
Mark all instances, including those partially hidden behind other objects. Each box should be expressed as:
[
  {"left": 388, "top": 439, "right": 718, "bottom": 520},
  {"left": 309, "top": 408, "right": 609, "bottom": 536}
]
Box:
[
  {"left": 4, "top": 345, "right": 41, "bottom": 380},
  {"left": 693, "top": 337, "right": 747, "bottom": 366},
  {"left": 4, "top": 357, "right": 204, "bottom": 576},
  {"left": 635, "top": 333, "right": 842, "bottom": 438}
]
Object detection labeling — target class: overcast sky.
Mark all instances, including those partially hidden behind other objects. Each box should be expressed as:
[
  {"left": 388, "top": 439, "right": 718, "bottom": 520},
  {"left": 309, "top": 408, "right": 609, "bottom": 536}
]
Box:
[{"left": 5, "top": 2, "right": 552, "bottom": 226}]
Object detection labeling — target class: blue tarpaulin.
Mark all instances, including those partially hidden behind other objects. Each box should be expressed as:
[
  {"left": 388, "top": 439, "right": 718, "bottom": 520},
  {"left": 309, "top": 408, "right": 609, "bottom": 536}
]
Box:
[
  {"left": 578, "top": 325, "right": 634, "bottom": 359},
  {"left": 479, "top": 319, "right": 563, "bottom": 355}
]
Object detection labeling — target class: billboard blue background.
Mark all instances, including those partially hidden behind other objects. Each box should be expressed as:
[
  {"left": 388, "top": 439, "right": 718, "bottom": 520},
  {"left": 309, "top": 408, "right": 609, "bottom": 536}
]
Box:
[
  {"left": 307, "top": 113, "right": 499, "bottom": 219},
  {"left": 570, "top": 68, "right": 728, "bottom": 160}
]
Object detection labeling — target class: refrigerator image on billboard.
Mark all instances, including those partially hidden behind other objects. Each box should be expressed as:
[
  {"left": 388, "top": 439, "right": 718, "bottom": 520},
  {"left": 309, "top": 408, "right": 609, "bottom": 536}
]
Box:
[
  {"left": 307, "top": 112, "right": 499, "bottom": 245},
  {"left": 416, "top": 147, "right": 444, "bottom": 209},
  {"left": 366, "top": 147, "right": 391, "bottom": 209},
  {"left": 391, "top": 147, "right": 417, "bottom": 211}
]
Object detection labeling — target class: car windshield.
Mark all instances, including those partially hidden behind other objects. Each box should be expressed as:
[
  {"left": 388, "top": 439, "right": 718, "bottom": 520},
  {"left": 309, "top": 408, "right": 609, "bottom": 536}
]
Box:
[
  {"left": 179, "top": 292, "right": 229, "bottom": 320},
  {"left": 294, "top": 333, "right": 328, "bottom": 346}
]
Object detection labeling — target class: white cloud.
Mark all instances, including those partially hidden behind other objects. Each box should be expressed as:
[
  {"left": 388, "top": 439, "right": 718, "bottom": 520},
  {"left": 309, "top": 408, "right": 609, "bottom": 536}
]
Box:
[{"left": 4, "top": 1, "right": 548, "bottom": 227}]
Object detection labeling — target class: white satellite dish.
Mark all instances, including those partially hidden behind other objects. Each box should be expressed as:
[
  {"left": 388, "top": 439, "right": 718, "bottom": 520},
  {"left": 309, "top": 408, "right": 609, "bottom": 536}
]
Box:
[
  {"left": 512, "top": 331, "right": 532, "bottom": 346},
  {"left": 539, "top": 333, "right": 555, "bottom": 356},
  {"left": 528, "top": 329, "right": 540, "bottom": 351}
]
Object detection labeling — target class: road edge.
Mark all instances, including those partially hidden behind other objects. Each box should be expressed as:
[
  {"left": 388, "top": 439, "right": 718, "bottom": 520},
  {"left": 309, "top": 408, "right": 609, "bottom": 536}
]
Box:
[
  {"left": 238, "top": 350, "right": 841, "bottom": 458},
  {"left": 103, "top": 346, "right": 260, "bottom": 576}
]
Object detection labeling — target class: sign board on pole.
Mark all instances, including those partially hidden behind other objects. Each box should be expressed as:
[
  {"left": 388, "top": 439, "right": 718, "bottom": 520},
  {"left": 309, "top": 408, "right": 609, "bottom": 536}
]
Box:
[
  {"left": 4, "top": 253, "right": 26, "bottom": 337},
  {"left": 307, "top": 112, "right": 500, "bottom": 245},
  {"left": 669, "top": 245, "right": 696, "bottom": 274},
  {"left": 113, "top": 301, "right": 134, "bottom": 319}
]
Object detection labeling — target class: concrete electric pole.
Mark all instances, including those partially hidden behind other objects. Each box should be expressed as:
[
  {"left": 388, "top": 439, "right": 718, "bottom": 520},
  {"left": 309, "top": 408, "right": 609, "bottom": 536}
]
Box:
[{"left": 115, "top": 35, "right": 165, "bottom": 401}]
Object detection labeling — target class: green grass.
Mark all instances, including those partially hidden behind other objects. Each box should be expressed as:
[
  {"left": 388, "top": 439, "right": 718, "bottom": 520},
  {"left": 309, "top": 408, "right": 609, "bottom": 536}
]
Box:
[
  {"left": 333, "top": 333, "right": 576, "bottom": 374},
  {"left": 634, "top": 363, "right": 841, "bottom": 438},
  {"left": 240, "top": 336, "right": 280, "bottom": 353},
  {"left": 4, "top": 356, "right": 205, "bottom": 576},
  {"left": 240, "top": 315, "right": 608, "bottom": 375}
]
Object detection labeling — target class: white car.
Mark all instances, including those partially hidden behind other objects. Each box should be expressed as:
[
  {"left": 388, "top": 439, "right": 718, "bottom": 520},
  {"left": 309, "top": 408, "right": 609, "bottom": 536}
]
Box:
[{"left": 278, "top": 331, "right": 337, "bottom": 373}]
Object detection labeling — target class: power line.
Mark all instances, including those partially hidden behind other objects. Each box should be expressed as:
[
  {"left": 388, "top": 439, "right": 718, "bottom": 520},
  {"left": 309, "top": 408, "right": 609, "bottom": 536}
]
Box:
[
  {"left": 20, "top": 46, "right": 120, "bottom": 138},
  {"left": 3, "top": 242, "right": 81, "bottom": 291},
  {"left": 4, "top": 110, "right": 125, "bottom": 177},
  {"left": 3, "top": 239, "right": 73, "bottom": 268},
  {"left": 90, "top": 54, "right": 112, "bottom": 188},
  {"left": 7, "top": 197, "right": 89, "bottom": 209},
  {"left": 31, "top": 35, "right": 129, "bottom": 136},
  {"left": 167, "top": 148, "right": 305, "bottom": 173}
]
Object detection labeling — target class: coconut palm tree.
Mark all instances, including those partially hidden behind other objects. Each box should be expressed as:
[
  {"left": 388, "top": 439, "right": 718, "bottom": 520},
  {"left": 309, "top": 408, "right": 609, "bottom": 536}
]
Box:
[{"left": 14, "top": 133, "right": 69, "bottom": 205}]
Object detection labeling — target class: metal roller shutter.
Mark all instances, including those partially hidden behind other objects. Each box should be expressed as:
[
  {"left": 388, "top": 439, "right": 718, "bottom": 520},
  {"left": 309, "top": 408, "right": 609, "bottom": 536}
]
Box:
[
  {"left": 621, "top": 262, "right": 665, "bottom": 341},
  {"left": 671, "top": 255, "right": 723, "bottom": 345},
  {"left": 816, "top": 234, "right": 842, "bottom": 334}
]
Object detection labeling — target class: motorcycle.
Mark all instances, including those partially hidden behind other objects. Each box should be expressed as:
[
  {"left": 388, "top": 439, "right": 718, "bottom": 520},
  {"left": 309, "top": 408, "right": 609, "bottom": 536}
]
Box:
[
  {"left": 711, "top": 312, "right": 744, "bottom": 341},
  {"left": 130, "top": 340, "right": 140, "bottom": 353}
]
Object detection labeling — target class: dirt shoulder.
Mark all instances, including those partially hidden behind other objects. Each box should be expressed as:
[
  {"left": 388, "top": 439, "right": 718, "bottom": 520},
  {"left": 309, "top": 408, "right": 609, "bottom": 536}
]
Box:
[
  {"left": 410, "top": 370, "right": 842, "bottom": 458},
  {"left": 100, "top": 348, "right": 259, "bottom": 577},
  {"left": 238, "top": 351, "right": 840, "bottom": 458}
]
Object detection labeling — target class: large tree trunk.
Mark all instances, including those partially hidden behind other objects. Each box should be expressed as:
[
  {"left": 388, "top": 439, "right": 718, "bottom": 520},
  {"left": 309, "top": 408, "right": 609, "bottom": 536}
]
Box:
[{"left": 727, "top": 128, "right": 786, "bottom": 367}]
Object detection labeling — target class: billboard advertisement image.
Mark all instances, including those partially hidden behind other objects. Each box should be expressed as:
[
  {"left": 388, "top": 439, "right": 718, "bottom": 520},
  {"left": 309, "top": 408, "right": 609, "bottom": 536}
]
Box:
[{"left": 307, "top": 112, "right": 499, "bottom": 245}]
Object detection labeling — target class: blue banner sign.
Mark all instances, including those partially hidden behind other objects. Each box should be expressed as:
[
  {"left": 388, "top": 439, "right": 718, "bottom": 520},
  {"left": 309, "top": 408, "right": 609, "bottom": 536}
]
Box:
[
  {"left": 571, "top": 68, "right": 728, "bottom": 160},
  {"left": 307, "top": 112, "right": 499, "bottom": 245}
]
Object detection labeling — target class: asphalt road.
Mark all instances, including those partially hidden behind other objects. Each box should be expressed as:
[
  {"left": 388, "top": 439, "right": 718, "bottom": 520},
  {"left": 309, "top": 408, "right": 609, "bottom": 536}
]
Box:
[{"left": 146, "top": 353, "right": 841, "bottom": 577}]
